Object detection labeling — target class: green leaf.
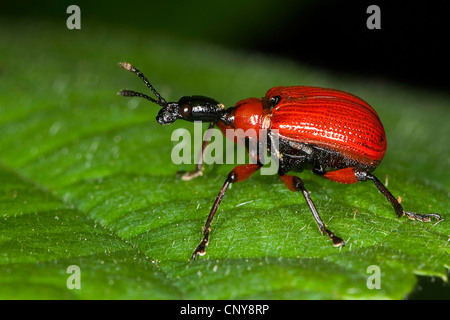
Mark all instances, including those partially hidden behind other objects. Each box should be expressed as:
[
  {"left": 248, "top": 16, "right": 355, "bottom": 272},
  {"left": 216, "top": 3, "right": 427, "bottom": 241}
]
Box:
[{"left": 0, "top": 20, "right": 448, "bottom": 299}]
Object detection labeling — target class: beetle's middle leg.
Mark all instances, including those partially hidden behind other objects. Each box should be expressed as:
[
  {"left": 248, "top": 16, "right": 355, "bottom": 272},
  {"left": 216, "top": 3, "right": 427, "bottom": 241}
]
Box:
[{"left": 280, "top": 174, "right": 345, "bottom": 247}]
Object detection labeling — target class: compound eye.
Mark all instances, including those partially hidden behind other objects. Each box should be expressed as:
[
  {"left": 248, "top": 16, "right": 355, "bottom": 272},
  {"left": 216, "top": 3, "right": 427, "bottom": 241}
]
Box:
[
  {"left": 270, "top": 96, "right": 281, "bottom": 108},
  {"left": 179, "top": 104, "right": 192, "bottom": 117}
]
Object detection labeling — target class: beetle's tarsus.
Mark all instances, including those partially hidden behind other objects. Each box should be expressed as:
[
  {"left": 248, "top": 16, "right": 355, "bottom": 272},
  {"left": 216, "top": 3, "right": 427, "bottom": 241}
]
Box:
[
  {"left": 118, "top": 61, "right": 133, "bottom": 71},
  {"left": 403, "top": 211, "right": 441, "bottom": 223},
  {"left": 177, "top": 170, "right": 204, "bottom": 181},
  {"left": 324, "top": 229, "right": 345, "bottom": 247},
  {"left": 192, "top": 236, "right": 209, "bottom": 260}
]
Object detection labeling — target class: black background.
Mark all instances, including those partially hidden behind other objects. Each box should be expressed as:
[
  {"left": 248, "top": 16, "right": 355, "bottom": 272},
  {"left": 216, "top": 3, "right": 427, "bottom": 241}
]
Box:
[{"left": 2, "top": 0, "right": 449, "bottom": 92}]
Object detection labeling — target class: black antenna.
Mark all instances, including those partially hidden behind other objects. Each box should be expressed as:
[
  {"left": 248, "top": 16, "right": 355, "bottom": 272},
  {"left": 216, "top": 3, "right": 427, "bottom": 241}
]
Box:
[{"left": 118, "top": 62, "right": 168, "bottom": 107}]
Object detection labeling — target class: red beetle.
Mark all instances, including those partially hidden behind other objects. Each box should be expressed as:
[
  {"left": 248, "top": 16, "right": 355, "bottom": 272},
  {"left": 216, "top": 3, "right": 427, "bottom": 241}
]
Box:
[{"left": 118, "top": 62, "right": 441, "bottom": 259}]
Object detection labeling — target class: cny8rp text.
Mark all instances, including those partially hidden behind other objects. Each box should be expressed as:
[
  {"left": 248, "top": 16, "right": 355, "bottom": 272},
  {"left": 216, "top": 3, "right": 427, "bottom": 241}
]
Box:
[{"left": 225, "top": 304, "right": 269, "bottom": 315}]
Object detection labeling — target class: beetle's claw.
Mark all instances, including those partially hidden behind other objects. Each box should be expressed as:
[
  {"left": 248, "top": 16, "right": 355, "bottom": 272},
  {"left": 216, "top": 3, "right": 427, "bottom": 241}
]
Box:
[
  {"left": 191, "top": 238, "right": 208, "bottom": 260},
  {"left": 325, "top": 229, "right": 345, "bottom": 247},
  {"left": 332, "top": 237, "right": 346, "bottom": 247},
  {"left": 191, "top": 247, "right": 206, "bottom": 260},
  {"left": 322, "top": 228, "right": 345, "bottom": 247}
]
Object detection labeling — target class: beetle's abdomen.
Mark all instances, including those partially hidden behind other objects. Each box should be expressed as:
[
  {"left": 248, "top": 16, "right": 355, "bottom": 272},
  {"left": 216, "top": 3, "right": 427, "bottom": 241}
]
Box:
[{"left": 267, "top": 86, "right": 387, "bottom": 168}]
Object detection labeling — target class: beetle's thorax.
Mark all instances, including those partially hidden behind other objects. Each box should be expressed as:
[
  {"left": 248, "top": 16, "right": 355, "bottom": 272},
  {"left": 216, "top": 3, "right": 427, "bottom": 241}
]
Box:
[{"left": 219, "top": 97, "right": 272, "bottom": 135}]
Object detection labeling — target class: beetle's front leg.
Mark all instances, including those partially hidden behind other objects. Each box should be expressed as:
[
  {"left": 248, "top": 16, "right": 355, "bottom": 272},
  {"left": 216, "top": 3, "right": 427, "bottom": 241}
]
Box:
[
  {"left": 355, "top": 170, "right": 442, "bottom": 222},
  {"left": 177, "top": 122, "right": 215, "bottom": 181},
  {"left": 192, "top": 163, "right": 262, "bottom": 260}
]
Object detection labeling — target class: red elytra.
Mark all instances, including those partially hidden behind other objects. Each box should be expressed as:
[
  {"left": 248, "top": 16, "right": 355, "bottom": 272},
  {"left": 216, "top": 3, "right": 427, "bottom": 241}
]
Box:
[
  {"left": 118, "top": 62, "right": 441, "bottom": 260},
  {"left": 267, "top": 86, "right": 387, "bottom": 167}
]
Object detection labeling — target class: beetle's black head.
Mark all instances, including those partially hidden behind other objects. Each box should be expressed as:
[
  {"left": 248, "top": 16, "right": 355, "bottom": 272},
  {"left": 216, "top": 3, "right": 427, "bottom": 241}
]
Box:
[{"left": 118, "top": 62, "right": 226, "bottom": 125}]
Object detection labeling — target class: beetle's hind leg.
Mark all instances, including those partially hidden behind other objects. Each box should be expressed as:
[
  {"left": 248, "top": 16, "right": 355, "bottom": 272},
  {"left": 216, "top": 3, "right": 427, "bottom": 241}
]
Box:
[
  {"left": 280, "top": 174, "right": 345, "bottom": 247},
  {"left": 355, "top": 170, "right": 442, "bottom": 223}
]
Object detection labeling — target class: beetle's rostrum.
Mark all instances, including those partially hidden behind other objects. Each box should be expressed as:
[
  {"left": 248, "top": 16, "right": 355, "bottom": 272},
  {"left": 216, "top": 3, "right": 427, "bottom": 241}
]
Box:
[{"left": 118, "top": 62, "right": 442, "bottom": 260}]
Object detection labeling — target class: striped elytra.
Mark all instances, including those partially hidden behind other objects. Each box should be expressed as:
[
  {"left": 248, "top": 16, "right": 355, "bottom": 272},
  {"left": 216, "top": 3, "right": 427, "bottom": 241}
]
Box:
[{"left": 265, "top": 86, "right": 387, "bottom": 168}]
